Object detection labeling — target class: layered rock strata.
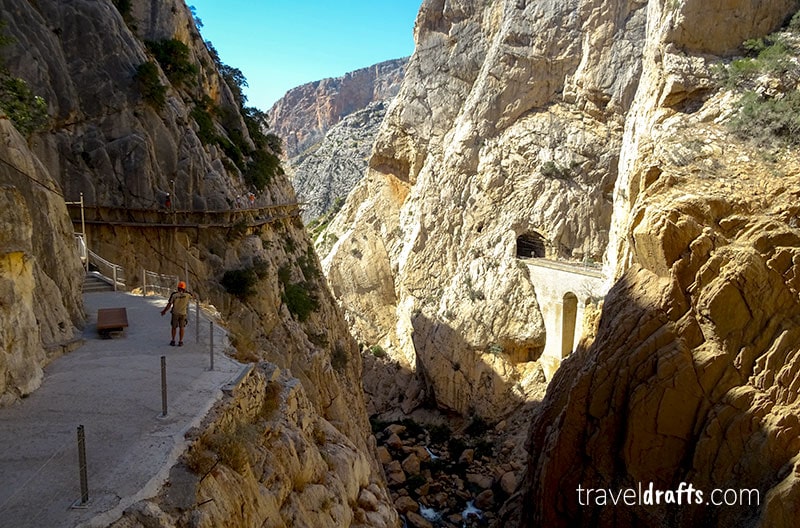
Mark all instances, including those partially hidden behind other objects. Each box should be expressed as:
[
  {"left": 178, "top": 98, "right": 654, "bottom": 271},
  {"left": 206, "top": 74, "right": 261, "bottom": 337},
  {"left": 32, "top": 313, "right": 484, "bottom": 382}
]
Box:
[
  {"left": 320, "top": 0, "right": 647, "bottom": 420},
  {"left": 0, "top": 118, "right": 84, "bottom": 405},
  {"left": 0, "top": 0, "right": 398, "bottom": 524},
  {"left": 269, "top": 58, "right": 407, "bottom": 159},
  {"left": 517, "top": 1, "right": 800, "bottom": 527}
]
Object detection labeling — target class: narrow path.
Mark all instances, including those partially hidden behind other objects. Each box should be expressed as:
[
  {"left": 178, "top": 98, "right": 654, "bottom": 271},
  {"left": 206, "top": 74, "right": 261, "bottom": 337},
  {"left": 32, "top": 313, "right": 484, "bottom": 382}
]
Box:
[
  {"left": 0, "top": 291, "right": 246, "bottom": 528},
  {"left": 67, "top": 202, "right": 302, "bottom": 229}
]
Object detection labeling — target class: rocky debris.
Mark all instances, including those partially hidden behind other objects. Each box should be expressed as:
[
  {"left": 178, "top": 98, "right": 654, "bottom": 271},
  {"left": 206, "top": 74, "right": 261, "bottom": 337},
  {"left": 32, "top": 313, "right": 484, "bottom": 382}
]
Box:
[{"left": 370, "top": 411, "right": 531, "bottom": 528}]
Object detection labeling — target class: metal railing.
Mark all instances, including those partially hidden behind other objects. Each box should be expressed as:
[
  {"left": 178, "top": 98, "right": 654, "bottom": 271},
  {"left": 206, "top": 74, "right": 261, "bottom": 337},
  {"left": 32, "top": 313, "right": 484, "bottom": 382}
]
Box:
[
  {"left": 142, "top": 269, "right": 179, "bottom": 298},
  {"left": 88, "top": 249, "right": 125, "bottom": 291}
]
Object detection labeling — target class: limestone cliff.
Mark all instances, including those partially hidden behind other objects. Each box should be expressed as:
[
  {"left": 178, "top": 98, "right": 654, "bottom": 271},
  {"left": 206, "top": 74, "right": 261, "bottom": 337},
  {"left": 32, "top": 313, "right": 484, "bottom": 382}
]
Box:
[
  {"left": 0, "top": 118, "right": 84, "bottom": 405},
  {"left": 320, "top": 0, "right": 647, "bottom": 420},
  {"left": 292, "top": 100, "right": 390, "bottom": 223},
  {"left": 319, "top": 2, "right": 800, "bottom": 526},
  {"left": 0, "top": 0, "right": 397, "bottom": 525},
  {"left": 518, "top": 2, "right": 800, "bottom": 527},
  {"left": 269, "top": 58, "right": 407, "bottom": 159}
]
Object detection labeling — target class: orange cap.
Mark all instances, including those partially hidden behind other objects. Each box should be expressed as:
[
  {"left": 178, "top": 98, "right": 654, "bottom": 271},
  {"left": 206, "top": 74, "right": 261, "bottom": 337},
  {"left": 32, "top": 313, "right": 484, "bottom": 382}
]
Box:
[{"left": 178, "top": 281, "right": 186, "bottom": 289}]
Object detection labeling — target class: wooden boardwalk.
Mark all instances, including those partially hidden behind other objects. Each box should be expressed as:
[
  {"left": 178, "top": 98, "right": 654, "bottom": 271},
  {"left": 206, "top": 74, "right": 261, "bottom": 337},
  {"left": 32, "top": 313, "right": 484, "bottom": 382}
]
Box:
[{"left": 67, "top": 202, "right": 302, "bottom": 229}]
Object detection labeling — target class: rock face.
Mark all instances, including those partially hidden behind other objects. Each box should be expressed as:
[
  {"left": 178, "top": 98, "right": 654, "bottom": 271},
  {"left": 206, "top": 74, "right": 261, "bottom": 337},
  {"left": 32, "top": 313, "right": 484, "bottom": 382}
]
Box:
[
  {"left": 320, "top": 0, "right": 647, "bottom": 420},
  {"left": 0, "top": 0, "right": 397, "bottom": 525},
  {"left": 269, "top": 58, "right": 407, "bottom": 159},
  {"left": 109, "top": 365, "right": 397, "bottom": 528},
  {"left": 515, "top": 2, "right": 800, "bottom": 528},
  {"left": 0, "top": 118, "right": 84, "bottom": 405},
  {"left": 318, "top": 0, "right": 800, "bottom": 526},
  {"left": 291, "top": 100, "right": 390, "bottom": 222}
]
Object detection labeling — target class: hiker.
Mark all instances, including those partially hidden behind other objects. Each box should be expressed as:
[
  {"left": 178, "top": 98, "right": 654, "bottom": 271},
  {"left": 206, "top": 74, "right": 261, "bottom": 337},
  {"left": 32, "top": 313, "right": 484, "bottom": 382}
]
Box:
[
  {"left": 165, "top": 193, "right": 172, "bottom": 210},
  {"left": 160, "top": 281, "right": 193, "bottom": 346}
]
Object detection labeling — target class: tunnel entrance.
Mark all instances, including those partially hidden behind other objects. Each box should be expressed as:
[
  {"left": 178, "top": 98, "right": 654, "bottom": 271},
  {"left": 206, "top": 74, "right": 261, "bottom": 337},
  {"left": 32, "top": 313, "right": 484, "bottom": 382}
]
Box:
[{"left": 516, "top": 232, "right": 546, "bottom": 258}]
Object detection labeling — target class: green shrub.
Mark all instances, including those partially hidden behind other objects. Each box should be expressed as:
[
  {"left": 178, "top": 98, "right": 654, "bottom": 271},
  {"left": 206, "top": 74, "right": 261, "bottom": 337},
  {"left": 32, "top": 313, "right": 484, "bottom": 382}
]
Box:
[
  {"left": 540, "top": 160, "right": 571, "bottom": 179},
  {"left": 244, "top": 148, "right": 281, "bottom": 190},
  {"left": 0, "top": 75, "right": 48, "bottom": 135},
  {"left": 134, "top": 62, "right": 166, "bottom": 109},
  {"left": 283, "top": 282, "right": 318, "bottom": 321},
  {"left": 729, "top": 90, "right": 800, "bottom": 146},
  {"left": 112, "top": 0, "right": 133, "bottom": 23},
  {"left": 331, "top": 343, "right": 348, "bottom": 371},
  {"left": 277, "top": 264, "right": 318, "bottom": 321},
  {"left": 369, "top": 344, "right": 386, "bottom": 358},
  {"left": 145, "top": 39, "right": 198, "bottom": 86},
  {"left": 190, "top": 101, "right": 218, "bottom": 144},
  {"left": 220, "top": 267, "right": 258, "bottom": 299}
]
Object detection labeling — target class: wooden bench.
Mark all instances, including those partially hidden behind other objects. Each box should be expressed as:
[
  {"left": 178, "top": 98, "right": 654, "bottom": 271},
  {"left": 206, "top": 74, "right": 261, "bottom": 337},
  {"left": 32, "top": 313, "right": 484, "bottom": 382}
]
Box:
[{"left": 97, "top": 307, "right": 128, "bottom": 338}]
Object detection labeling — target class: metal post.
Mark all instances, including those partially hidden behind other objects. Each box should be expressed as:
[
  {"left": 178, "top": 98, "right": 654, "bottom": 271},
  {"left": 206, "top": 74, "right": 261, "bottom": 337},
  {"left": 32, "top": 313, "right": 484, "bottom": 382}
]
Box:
[
  {"left": 112, "top": 266, "right": 118, "bottom": 292},
  {"left": 80, "top": 193, "right": 87, "bottom": 273},
  {"left": 184, "top": 261, "right": 189, "bottom": 291},
  {"left": 142, "top": 268, "right": 146, "bottom": 297},
  {"left": 195, "top": 299, "right": 200, "bottom": 344},
  {"left": 160, "top": 356, "right": 167, "bottom": 417},
  {"left": 77, "top": 425, "right": 89, "bottom": 505},
  {"left": 209, "top": 321, "right": 214, "bottom": 371}
]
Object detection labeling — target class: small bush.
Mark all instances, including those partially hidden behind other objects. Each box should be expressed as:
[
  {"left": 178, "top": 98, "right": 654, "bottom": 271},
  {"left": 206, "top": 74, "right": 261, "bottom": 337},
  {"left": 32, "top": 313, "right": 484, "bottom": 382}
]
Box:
[
  {"left": 0, "top": 75, "right": 49, "bottom": 135},
  {"left": 191, "top": 102, "right": 218, "bottom": 145},
  {"left": 540, "top": 160, "right": 571, "bottom": 179},
  {"left": 331, "top": 343, "right": 348, "bottom": 371},
  {"left": 220, "top": 267, "right": 258, "bottom": 299},
  {"left": 245, "top": 148, "right": 281, "bottom": 190},
  {"left": 145, "top": 39, "right": 198, "bottom": 86},
  {"left": 369, "top": 344, "right": 386, "bottom": 358},
  {"left": 283, "top": 282, "right": 318, "bottom": 321},
  {"left": 134, "top": 62, "right": 166, "bottom": 109},
  {"left": 730, "top": 90, "right": 800, "bottom": 146}
]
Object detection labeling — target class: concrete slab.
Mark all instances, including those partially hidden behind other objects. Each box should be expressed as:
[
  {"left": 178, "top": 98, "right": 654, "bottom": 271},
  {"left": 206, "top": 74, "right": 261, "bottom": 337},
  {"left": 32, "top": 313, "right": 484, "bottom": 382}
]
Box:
[{"left": 0, "top": 292, "right": 247, "bottom": 528}]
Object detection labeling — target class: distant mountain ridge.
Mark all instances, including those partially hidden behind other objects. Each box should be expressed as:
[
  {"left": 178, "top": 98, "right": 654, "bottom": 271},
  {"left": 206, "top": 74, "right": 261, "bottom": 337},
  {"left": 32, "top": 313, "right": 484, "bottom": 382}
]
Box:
[
  {"left": 269, "top": 58, "right": 407, "bottom": 158},
  {"left": 269, "top": 58, "right": 407, "bottom": 222}
]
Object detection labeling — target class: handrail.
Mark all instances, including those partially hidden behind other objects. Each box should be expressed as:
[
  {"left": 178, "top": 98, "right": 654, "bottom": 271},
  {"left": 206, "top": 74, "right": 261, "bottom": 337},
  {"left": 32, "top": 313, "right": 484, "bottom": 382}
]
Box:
[
  {"left": 142, "top": 269, "right": 179, "bottom": 298},
  {"left": 88, "top": 249, "right": 125, "bottom": 291}
]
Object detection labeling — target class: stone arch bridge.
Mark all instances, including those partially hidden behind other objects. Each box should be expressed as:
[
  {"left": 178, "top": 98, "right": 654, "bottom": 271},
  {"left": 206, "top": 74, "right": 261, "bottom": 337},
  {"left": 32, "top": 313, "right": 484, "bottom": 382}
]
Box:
[{"left": 522, "top": 258, "right": 609, "bottom": 380}]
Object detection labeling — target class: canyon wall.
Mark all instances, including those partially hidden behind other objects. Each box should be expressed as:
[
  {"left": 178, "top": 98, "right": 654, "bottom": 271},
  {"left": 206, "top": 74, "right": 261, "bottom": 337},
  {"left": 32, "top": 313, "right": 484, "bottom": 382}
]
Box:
[
  {"left": 320, "top": 0, "right": 648, "bottom": 420},
  {"left": 519, "top": 1, "right": 800, "bottom": 527},
  {"left": 270, "top": 60, "right": 407, "bottom": 223},
  {"left": 0, "top": 0, "right": 397, "bottom": 525},
  {"left": 0, "top": 118, "right": 84, "bottom": 406},
  {"left": 269, "top": 58, "right": 407, "bottom": 158}
]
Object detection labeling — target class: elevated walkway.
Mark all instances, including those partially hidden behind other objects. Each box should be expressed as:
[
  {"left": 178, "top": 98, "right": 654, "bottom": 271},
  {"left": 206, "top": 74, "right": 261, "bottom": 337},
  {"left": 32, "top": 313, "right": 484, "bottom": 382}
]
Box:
[
  {"left": 66, "top": 202, "right": 302, "bottom": 229},
  {"left": 0, "top": 291, "right": 247, "bottom": 528}
]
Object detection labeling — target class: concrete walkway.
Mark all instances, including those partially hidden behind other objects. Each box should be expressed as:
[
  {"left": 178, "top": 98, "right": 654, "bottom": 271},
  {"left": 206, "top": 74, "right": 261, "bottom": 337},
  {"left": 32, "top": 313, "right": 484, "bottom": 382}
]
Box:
[{"left": 0, "top": 291, "right": 247, "bottom": 528}]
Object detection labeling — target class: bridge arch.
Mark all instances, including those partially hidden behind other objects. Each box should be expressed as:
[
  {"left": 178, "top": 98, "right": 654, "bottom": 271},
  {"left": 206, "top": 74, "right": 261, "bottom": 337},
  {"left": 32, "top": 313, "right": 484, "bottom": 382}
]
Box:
[
  {"left": 561, "top": 292, "right": 578, "bottom": 358},
  {"left": 516, "top": 231, "right": 546, "bottom": 258}
]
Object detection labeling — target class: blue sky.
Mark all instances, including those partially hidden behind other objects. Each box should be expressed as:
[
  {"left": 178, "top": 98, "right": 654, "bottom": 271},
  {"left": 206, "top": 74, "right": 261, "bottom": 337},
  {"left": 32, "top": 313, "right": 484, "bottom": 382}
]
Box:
[{"left": 189, "top": 1, "right": 420, "bottom": 112}]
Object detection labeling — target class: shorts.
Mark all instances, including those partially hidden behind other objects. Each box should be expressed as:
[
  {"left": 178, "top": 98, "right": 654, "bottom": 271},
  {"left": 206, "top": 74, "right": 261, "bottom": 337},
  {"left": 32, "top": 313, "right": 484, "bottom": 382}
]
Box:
[{"left": 170, "top": 312, "right": 188, "bottom": 329}]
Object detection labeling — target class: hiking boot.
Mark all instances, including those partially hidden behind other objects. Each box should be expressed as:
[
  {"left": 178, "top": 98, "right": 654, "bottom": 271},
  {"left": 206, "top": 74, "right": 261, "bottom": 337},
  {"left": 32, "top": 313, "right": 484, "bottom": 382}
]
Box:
[
  {"left": 170, "top": 340, "right": 176, "bottom": 346},
  {"left": 178, "top": 341, "right": 183, "bottom": 347}
]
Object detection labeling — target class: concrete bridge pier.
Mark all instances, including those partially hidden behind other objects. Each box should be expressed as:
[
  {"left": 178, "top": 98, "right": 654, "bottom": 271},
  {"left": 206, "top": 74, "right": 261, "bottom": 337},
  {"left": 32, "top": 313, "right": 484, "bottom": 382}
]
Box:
[{"left": 524, "top": 259, "right": 608, "bottom": 380}]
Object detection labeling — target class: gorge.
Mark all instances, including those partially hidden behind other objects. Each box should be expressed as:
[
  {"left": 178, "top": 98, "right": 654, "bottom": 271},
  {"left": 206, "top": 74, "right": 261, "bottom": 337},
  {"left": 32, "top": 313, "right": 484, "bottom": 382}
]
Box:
[{"left": 1, "top": 0, "right": 800, "bottom": 528}]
